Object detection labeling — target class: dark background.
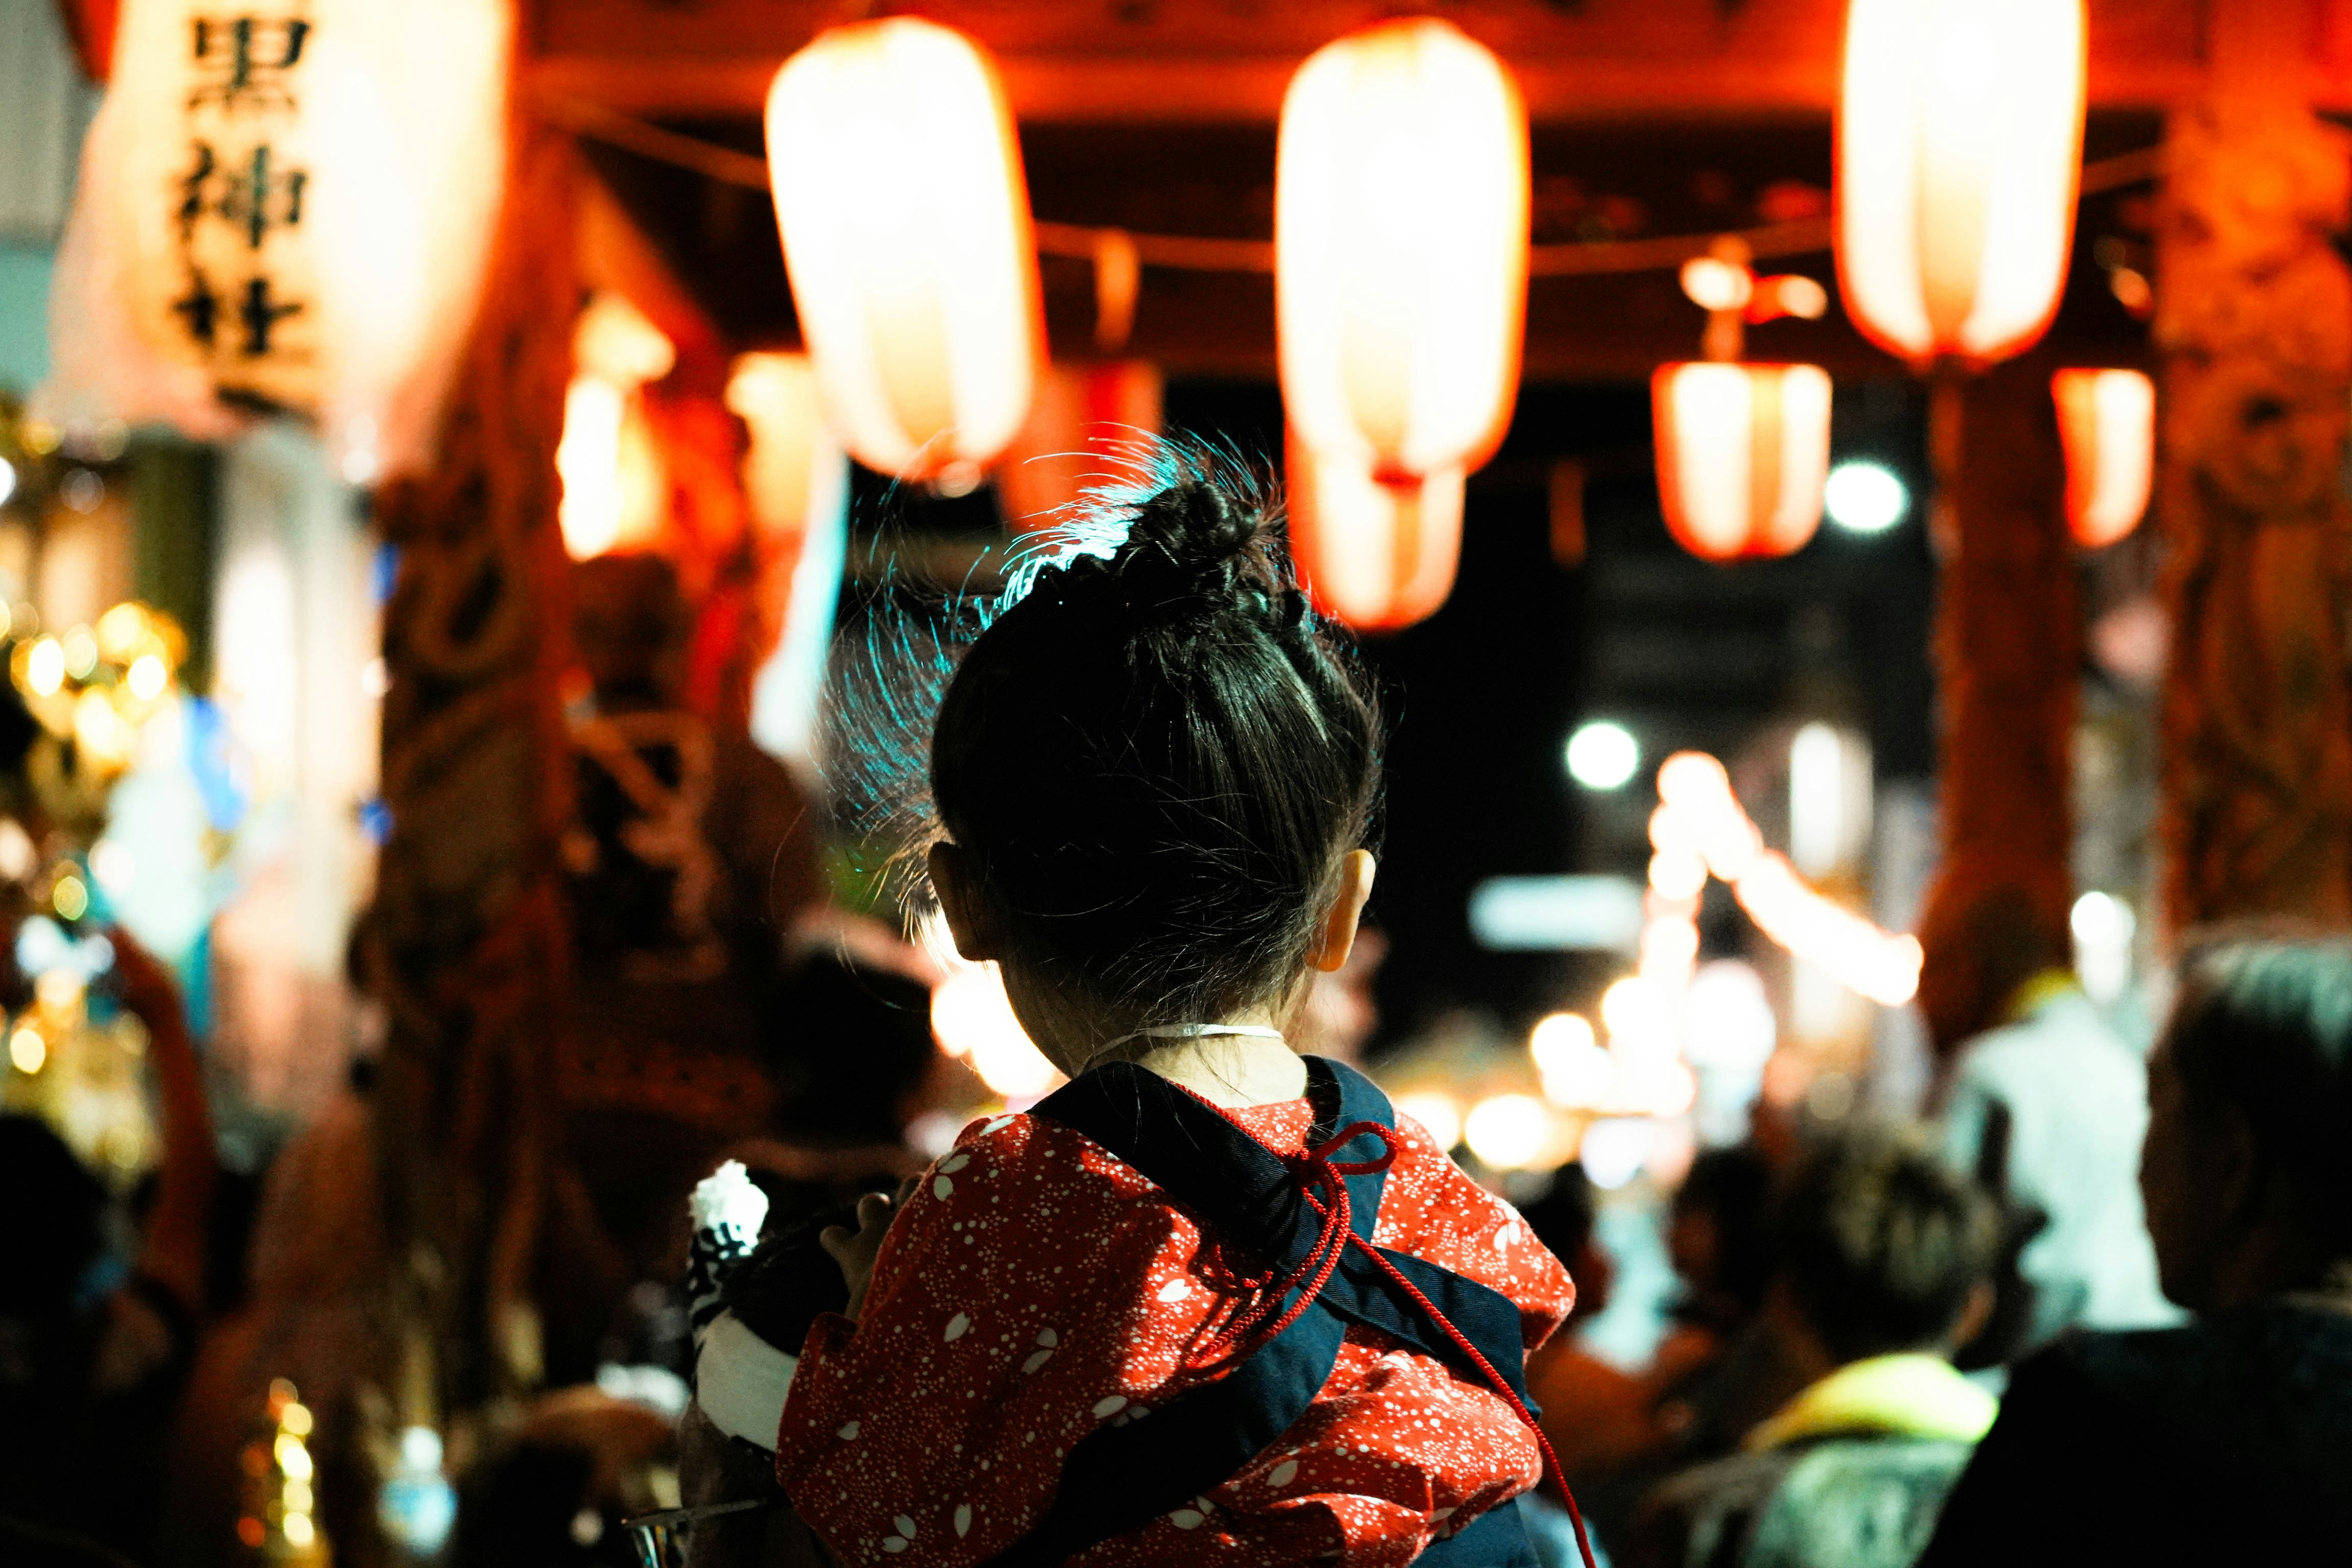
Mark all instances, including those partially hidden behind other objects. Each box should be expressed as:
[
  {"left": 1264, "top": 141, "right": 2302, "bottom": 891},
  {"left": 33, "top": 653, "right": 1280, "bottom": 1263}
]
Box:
[{"left": 1161, "top": 377, "right": 1937, "bottom": 1050}]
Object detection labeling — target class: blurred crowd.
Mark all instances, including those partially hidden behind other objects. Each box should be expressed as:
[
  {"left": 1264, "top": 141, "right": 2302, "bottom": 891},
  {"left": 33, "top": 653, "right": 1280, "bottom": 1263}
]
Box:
[{"left": 2, "top": 555, "right": 2347, "bottom": 1567}]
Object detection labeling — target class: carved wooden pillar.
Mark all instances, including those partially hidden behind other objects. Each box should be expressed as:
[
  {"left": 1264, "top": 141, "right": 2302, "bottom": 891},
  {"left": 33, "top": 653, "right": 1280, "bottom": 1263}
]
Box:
[
  {"left": 1915, "top": 357, "right": 2081, "bottom": 978},
  {"left": 367, "top": 116, "right": 579, "bottom": 1427},
  {"left": 2155, "top": 1, "right": 2352, "bottom": 932}
]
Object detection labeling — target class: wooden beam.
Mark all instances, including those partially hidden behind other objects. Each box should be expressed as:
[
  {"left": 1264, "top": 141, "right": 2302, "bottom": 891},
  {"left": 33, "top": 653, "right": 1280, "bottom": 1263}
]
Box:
[
  {"left": 527, "top": 51, "right": 2218, "bottom": 124},
  {"left": 522, "top": 0, "right": 2235, "bottom": 121}
]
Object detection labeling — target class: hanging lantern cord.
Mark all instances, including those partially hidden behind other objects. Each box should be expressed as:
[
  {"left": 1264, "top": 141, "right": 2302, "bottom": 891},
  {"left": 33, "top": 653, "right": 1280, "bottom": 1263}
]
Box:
[{"left": 537, "top": 96, "right": 2161, "bottom": 281}]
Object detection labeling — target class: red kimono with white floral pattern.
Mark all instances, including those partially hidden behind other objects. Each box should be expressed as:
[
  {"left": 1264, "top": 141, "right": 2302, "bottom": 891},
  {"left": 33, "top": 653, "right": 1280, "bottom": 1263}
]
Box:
[{"left": 773, "top": 1097, "right": 1575, "bottom": 1567}]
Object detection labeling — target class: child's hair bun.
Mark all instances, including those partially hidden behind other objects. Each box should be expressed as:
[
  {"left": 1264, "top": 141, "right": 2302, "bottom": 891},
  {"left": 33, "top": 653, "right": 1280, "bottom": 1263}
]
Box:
[
  {"left": 1034, "top": 475, "right": 1276, "bottom": 625},
  {"left": 1120, "top": 478, "right": 1258, "bottom": 593}
]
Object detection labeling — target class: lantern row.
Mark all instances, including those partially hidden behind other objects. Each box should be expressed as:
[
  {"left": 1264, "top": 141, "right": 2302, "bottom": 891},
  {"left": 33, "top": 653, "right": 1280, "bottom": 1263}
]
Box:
[
  {"left": 1653, "top": 241, "right": 2152, "bottom": 562},
  {"left": 58, "top": 1, "right": 2146, "bottom": 627},
  {"left": 759, "top": 3, "right": 2138, "bottom": 613}
]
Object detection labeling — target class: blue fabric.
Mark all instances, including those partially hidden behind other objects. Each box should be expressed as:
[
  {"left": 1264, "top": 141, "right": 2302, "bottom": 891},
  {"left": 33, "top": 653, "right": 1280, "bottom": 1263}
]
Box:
[{"left": 983, "top": 1057, "right": 1539, "bottom": 1567}]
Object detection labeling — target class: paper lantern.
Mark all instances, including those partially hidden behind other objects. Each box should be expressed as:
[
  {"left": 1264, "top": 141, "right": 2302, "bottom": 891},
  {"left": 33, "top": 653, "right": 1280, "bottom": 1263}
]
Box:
[
  {"left": 995, "top": 362, "right": 1164, "bottom": 532},
  {"left": 555, "top": 295, "right": 674, "bottom": 561},
  {"left": 728, "top": 354, "right": 850, "bottom": 771},
  {"left": 2052, "top": 368, "right": 2154, "bottom": 549},
  {"left": 1286, "top": 430, "right": 1463, "bottom": 632},
  {"left": 729, "top": 354, "right": 845, "bottom": 546},
  {"left": 1652, "top": 363, "right": 1833, "bottom": 562},
  {"left": 47, "top": 0, "right": 510, "bottom": 478},
  {"left": 1835, "top": 0, "right": 2086, "bottom": 366},
  {"left": 1276, "top": 18, "right": 1528, "bottom": 484},
  {"left": 764, "top": 18, "right": 1042, "bottom": 487}
]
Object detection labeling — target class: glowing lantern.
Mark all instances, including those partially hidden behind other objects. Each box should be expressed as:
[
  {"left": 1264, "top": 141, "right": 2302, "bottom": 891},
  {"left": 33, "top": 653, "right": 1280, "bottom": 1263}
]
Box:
[
  {"left": 995, "top": 363, "right": 1165, "bottom": 532},
  {"left": 727, "top": 353, "right": 851, "bottom": 771},
  {"left": 764, "top": 18, "right": 1042, "bottom": 487},
  {"left": 1835, "top": 0, "right": 2087, "bottom": 366},
  {"left": 727, "top": 353, "right": 846, "bottom": 548},
  {"left": 556, "top": 295, "right": 674, "bottom": 562},
  {"left": 1286, "top": 431, "right": 1463, "bottom": 631},
  {"left": 1651, "top": 363, "right": 1833, "bottom": 561},
  {"left": 47, "top": 0, "right": 511, "bottom": 479},
  {"left": 2052, "top": 369, "right": 2154, "bottom": 548},
  {"left": 1276, "top": 18, "right": 1528, "bottom": 485}
]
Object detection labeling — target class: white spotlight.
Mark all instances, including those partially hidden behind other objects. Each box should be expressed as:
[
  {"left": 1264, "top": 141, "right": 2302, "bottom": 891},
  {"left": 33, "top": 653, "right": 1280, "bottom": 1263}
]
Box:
[
  {"left": 2070, "top": 890, "right": 2137, "bottom": 1006},
  {"left": 1823, "top": 461, "right": 1909, "bottom": 534},
  {"left": 1567, "top": 720, "right": 1640, "bottom": 791}
]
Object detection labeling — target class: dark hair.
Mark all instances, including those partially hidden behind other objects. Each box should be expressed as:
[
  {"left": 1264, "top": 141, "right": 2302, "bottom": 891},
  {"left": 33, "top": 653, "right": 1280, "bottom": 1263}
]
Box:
[
  {"left": 917, "top": 440, "right": 1382, "bottom": 1023},
  {"left": 768, "top": 953, "right": 935, "bottom": 1142},
  {"left": 1776, "top": 1123, "right": 1998, "bottom": 1363},
  {"left": 1519, "top": 1163, "right": 1599, "bottom": 1264},
  {"left": 2165, "top": 933, "right": 2352, "bottom": 1256},
  {"left": 1673, "top": 1145, "right": 1778, "bottom": 1316},
  {"left": 0, "top": 1114, "right": 108, "bottom": 1316},
  {"left": 571, "top": 552, "right": 688, "bottom": 705}
]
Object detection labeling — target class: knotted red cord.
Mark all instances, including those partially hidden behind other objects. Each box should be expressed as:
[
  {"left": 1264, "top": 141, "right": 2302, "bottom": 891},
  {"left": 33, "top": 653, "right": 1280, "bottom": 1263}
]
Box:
[
  {"left": 1183, "top": 1096, "right": 1600, "bottom": 1568},
  {"left": 1189, "top": 1119, "right": 1399, "bottom": 1365}
]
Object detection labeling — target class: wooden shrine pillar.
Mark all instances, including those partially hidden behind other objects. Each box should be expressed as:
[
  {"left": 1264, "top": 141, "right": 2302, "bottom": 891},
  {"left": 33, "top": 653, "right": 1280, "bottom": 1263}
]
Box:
[
  {"left": 366, "top": 114, "right": 580, "bottom": 1438},
  {"left": 2155, "top": 0, "right": 2352, "bottom": 933},
  {"left": 1912, "top": 356, "right": 2081, "bottom": 1047}
]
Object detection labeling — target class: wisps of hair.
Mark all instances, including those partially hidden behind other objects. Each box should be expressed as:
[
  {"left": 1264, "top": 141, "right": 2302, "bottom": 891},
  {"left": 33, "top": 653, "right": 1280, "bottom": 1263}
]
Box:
[{"left": 819, "top": 432, "right": 1382, "bottom": 1022}]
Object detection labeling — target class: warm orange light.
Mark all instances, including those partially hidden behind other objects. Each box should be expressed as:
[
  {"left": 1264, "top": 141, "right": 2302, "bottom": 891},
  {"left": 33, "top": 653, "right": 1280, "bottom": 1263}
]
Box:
[
  {"left": 1652, "top": 363, "right": 1833, "bottom": 562},
  {"left": 1286, "top": 431, "right": 1463, "bottom": 631},
  {"left": 1651, "top": 750, "right": 1922, "bottom": 1006},
  {"left": 764, "top": 18, "right": 1042, "bottom": 487},
  {"left": 995, "top": 363, "right": 1165, "bottom": 532},
  {"left": 727, "top": 353, "right": 846, "bottom": 547},
  {"left": 556, "top": 295, "right": 673, "bottom": 562},
  {"left": 47, "top": 0, "right": 510, "bottom": 478},
  {"left": 1276, "top": 18, "right": 1528, "bottom": 484},
  {"left": 1835, "top": 0, "right": 2086, "bottom": 366},
  {"left": 2052, "top": 369, "right": 2154, "bottom": 549}
]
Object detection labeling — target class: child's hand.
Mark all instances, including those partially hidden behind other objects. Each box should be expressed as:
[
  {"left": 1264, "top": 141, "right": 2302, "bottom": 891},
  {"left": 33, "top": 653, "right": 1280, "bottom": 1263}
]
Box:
[{"left": 821, "top": 1182, "right": 910, "bottom": 1321}]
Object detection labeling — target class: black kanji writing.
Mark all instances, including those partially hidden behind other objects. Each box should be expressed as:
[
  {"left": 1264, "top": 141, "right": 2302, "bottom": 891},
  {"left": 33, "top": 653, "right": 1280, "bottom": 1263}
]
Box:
[
  {"left": 187, "top": 15, "right": 312, "bottom": 113},
  {"left": 237, "top": 277, "right": 303, "bottom": 356},
  {"left": 222, "top": 145, "right": 306, "bottom": 248},
  {"left": 173, "top": 270, "right": 222, "bottom": 347},
  {"left": 178, "top": 140, "right": 308, "bottom": 250},
  {"left": 176, "top": 143, "right": 216, "bottom": 241}
]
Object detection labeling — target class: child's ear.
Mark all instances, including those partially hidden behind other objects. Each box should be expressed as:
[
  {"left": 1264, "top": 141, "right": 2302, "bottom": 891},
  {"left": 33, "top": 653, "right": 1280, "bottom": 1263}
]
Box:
[
  {"left": 929, "top": 840, "right": 1003, "bottom": 962},
  {"left": 1307, "top": 850, "right": 1378, "bottom": 974}
]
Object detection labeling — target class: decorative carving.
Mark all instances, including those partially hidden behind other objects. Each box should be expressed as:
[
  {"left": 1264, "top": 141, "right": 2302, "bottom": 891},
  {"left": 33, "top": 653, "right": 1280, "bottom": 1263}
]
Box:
[
  {"left": 366, "top": 115, "right": 579, "bottom": 1427},
  {"left": 2155, "top": 100, "right": 2352, "bottom": 930}
]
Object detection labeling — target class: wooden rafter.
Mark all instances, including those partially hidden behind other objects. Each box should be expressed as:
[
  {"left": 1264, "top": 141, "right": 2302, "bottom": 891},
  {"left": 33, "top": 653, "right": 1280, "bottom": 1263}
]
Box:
[{"left": 522, "top": 0, "right": 2285, "bottom": 121}]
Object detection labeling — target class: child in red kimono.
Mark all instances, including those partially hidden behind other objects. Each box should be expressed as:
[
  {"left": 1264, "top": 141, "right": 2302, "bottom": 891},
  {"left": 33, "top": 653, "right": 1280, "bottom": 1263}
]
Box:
[{"left": 709, "top": 451, "right": 1585, "bottom": 1567}]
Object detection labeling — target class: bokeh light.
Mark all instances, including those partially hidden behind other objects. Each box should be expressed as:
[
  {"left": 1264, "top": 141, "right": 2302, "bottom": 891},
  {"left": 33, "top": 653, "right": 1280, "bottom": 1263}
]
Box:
[
  {"left": 1823, "top": 460, "right": 1909, "bottom": 533},
  {"left": 1463, "top": 1093, "right": 1551, "bottom": 1170},
  {"left": 1395, "top": 1090, "right": 1464, "bottom": 1152},
  {"left": 930, "top": 960, "right": 1062, "bottom": 1101},
  {"left": 1566, "top": 720, "right": 1640, "bottom": 791},
  {"left": 1530, "top": 1012, "right": 1611, "bottom": 1110},
  {"left": 1580, "top": 1118, "right": 1653, "bottom": 1190}
]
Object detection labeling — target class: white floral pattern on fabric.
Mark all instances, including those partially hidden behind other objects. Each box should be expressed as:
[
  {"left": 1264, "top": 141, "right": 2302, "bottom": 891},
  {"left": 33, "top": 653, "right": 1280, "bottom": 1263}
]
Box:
[{"left": 773, "top": 1101, "right": 1574, "bottom": 1567}]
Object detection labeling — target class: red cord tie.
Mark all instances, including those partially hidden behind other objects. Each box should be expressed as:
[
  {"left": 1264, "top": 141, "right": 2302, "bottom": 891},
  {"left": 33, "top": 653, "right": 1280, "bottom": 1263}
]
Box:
[
  {"left": 1191, "top": 1121, "right": 1397, "bottom": 1365},
  {"left": 1189, "top": 1113, "right": 1600, "bottom": 1568}
]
